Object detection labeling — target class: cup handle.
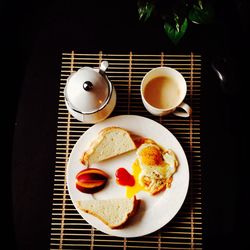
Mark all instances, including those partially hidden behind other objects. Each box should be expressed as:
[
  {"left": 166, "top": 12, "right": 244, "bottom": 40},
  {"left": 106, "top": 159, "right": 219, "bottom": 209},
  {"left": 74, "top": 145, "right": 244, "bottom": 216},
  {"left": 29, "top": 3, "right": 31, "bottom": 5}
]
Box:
[{"left": 173, "top": 102, "right": 192, "bottom": 118}]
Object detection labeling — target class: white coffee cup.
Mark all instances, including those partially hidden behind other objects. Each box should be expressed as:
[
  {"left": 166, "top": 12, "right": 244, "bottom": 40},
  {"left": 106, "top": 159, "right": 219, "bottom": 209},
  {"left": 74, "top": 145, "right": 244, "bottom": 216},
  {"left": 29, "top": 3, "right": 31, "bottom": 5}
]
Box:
[{"left": 141, "top": 67, "right": 192, "bottom": 117}]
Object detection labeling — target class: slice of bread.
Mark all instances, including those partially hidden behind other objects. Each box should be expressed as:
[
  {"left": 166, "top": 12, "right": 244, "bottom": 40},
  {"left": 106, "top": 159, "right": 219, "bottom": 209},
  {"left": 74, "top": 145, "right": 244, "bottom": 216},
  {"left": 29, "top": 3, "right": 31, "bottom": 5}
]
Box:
[
  {"left": 81, "top": 127, "right": 136, "bottom": 166},
  {"left": 76, "top": 196, "right": 140, "bottom": 229}
]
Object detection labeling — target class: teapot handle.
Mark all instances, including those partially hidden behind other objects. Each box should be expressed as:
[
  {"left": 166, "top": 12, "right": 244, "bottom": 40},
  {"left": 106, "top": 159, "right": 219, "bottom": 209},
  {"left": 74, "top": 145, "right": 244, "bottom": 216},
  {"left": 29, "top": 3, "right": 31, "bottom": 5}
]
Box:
[{"left": 99, "top": 61, "right": 109, "bottom": 75}]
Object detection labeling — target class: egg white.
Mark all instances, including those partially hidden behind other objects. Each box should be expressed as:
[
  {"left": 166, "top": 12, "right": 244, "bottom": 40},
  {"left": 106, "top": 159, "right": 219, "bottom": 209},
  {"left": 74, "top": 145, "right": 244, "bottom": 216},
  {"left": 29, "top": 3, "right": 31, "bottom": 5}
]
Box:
[
  {"left": 136, "top": 143, "right": 178, "bottom": 194},
  {"left": 163, "top": 149, "right": 178, "bottom": 179}
]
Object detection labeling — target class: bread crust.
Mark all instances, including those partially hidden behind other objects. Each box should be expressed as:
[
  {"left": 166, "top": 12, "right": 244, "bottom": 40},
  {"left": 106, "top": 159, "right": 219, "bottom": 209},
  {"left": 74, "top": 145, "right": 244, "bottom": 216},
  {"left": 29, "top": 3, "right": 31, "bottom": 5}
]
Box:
[
  {"left": 80, "top": 126, "right": 136, "bottom": 166},
  {"left": 77, "top": 196, "right": 140, "bottom": 229},
  {"left": 112, "top": 196, "right": 140, "bottom": 229}
]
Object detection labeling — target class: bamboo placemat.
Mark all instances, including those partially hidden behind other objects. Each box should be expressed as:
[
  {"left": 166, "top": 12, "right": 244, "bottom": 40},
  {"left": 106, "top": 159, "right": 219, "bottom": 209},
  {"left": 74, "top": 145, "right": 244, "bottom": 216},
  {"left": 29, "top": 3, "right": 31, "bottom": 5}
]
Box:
[{"left": 50, "top": 51, "right": 202, "bottom": 249}]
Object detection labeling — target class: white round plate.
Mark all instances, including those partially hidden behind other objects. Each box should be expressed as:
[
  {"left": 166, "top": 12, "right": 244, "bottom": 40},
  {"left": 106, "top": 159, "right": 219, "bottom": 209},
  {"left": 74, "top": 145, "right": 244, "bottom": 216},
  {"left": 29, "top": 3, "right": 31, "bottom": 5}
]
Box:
[{"left": 66, "top": 115, "right": 189, "bottom": 237}]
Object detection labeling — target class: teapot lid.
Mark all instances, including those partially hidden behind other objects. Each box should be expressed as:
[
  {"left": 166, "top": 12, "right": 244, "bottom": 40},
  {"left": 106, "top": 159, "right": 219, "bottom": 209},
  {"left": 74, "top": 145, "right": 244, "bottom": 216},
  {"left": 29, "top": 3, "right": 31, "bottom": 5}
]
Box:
[{"left": 64, "top": 61, "right": 112, "bottom": 114}]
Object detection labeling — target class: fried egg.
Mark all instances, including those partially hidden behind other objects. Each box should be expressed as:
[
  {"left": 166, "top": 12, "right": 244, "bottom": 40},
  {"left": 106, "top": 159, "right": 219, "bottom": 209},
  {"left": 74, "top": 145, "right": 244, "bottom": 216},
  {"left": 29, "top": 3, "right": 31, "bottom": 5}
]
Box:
[{"left": 126, "top": 142, "right": 178, "bottom": 197}]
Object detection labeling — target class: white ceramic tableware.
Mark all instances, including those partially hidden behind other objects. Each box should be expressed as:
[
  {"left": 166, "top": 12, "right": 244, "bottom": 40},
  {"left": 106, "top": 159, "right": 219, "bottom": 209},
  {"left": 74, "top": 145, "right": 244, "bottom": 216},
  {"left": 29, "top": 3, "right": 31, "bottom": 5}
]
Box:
[
  {"left": 64, "top": 61, "right": 116, "bottom": 123},
  {"left": 66, "top": 115, "right": 190, "bottom": 238},
  {"left": 141, "top": 67, "right": 192, "bottom": 117}
]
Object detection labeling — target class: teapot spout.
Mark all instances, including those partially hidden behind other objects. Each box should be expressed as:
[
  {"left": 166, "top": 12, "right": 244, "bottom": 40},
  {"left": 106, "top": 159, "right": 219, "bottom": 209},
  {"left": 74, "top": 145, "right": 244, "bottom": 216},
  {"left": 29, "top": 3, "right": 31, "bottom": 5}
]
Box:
[{"left": 99, "top": 61, "right": 109, "bottom": 75}]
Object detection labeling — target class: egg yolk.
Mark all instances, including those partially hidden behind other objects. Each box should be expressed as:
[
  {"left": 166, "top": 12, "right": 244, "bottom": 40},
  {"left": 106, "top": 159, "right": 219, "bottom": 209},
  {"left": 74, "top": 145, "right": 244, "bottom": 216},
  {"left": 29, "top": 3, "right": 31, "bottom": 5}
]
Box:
[
  {"left": 126, "top": 159, "right": 145, "bottom": 198},
  {"left": 139, "top": 146, "right": 163, "bottom": 166}
]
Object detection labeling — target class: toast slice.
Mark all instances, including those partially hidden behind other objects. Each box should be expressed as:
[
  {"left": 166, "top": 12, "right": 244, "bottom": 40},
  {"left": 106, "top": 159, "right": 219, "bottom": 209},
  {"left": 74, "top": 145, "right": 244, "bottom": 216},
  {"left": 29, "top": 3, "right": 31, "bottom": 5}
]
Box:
[
  {"left": 76, "top": 196, "right": 140, "bottom": 229},
  {"left": 81, "top": 127, "right": 136, "bottom": 166}
]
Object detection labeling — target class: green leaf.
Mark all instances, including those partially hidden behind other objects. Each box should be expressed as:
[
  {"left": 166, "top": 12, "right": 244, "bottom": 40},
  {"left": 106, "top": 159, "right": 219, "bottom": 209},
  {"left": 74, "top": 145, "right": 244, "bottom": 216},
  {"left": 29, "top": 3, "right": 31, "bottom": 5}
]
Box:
[
  {"left": 137, "top": 0, "right": 155, "bottom": 22},
  {"left": 188, "top": 1, "right": 214, "bottom": 24},
  {"left": 164, "top": 17, "right": 188, "bottom": 44}
]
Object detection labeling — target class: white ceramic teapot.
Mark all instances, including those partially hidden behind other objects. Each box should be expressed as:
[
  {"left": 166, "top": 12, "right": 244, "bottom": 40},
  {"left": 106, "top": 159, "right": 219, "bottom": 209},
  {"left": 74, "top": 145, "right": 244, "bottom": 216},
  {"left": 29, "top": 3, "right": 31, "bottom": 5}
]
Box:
[{"left": 64, "top": 61, "right": 116, "bottom": 123}]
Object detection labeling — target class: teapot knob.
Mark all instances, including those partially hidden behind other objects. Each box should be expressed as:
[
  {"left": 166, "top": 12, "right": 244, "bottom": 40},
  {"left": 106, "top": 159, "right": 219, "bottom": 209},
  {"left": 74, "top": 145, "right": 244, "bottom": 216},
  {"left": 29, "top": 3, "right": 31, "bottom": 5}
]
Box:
[
  {"left": 99, "top": 61, "right": 109, "bottom": 75},
  {"left": 83, "top": 81, "right": 93, "bottom": 91}
]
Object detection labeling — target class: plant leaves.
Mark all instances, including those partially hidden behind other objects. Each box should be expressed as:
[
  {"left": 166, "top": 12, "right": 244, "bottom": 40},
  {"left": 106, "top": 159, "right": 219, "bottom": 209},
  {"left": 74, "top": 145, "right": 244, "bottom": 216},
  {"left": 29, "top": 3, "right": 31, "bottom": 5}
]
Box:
[
  {"left": 137, "top": 0, "right": 155, "bottom": 22},
  {"left": 164, "top": 17, "right": 188, "bottom": 44},
  {"left": 188, "top": 1, "right": 214, "bottom": 24}
]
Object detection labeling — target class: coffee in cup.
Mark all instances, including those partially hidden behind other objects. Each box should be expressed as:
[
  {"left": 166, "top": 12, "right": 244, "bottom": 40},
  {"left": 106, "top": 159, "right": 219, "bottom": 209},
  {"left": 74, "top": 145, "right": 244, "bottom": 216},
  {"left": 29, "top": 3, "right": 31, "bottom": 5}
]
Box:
[{"left": 141, "top": 67, "right": 192, "bottom": 117}]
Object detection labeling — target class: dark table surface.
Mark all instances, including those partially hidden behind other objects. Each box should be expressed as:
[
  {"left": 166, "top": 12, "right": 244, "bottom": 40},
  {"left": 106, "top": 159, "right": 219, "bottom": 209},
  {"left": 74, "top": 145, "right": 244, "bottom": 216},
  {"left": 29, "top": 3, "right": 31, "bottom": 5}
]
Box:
[{"left": 4, "top": 0, "right": 250, "bottom": 249}]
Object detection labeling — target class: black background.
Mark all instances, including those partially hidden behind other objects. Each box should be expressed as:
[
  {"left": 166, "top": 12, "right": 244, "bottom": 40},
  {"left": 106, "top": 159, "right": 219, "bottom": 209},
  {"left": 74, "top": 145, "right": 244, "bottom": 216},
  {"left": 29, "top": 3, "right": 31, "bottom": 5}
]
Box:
[{"left": 3, "top": 0, "right": 249, "bottom": 249}]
